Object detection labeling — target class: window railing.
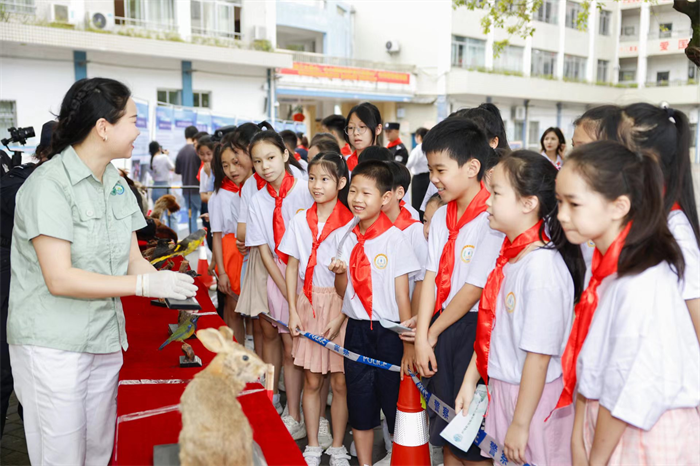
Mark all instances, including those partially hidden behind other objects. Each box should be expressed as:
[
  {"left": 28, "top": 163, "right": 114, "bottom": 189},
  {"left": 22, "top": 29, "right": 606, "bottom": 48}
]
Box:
[
  {"left": 114, "top": 16, "right": 178, "bottom": 32},
  {"left": 647, "top": 28, "right": 691, "bottom": 40},
  {"left": 276, "top": 50, "right": 416, "bottom": 73},
  {"left": 191, "top": 27, "right": 242, "bottom": 40},
  {"left": 645, "top": 78, "right": 697, "bottom": 87}
]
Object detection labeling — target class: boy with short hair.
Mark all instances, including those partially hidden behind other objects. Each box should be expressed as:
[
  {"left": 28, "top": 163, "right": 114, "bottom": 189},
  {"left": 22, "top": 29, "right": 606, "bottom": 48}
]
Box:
[
  {"left": 414, "top": 118, "right": 504, "bottom": 464},
  {"left": 329, "top": 161, "right": 419, "bottom": 466}
]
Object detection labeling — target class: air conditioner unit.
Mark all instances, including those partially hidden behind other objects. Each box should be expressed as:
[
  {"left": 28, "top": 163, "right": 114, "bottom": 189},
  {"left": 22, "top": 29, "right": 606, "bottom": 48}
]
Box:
[
  {"left": 514, "top": 106, "right": 526, "bottom": 121},
  {"left": 253, "top": 25, "right": 267, "bottom": 41},
  {"left": 51, "top": 3, "right": 71, "bottom": 23},
  {"left": 385, "top": 40, "right": 401, "bottom": 53},
  {"left": 88, "top": 11, "right": 115, "bottom": 31}
]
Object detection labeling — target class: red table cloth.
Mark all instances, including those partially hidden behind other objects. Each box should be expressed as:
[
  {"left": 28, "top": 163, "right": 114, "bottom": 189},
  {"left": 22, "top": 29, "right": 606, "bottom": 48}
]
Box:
[{"left": 112, "top": 278, "right": 304, "bottom": 465}]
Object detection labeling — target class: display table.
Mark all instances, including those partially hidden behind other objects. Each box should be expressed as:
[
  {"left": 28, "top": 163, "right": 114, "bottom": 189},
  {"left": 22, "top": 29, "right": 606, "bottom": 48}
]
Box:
[{"left": 111, "top": 278, "right": 304, "bottom": 465}]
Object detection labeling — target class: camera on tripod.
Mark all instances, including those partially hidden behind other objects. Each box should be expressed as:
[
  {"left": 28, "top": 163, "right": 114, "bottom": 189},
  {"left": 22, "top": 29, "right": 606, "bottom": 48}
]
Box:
[
  {"left": 1, "top": 126, "right": 36, "bottom": 177},
  {"left": 1, "top": 126, "right": 35, "bottom": 147}
]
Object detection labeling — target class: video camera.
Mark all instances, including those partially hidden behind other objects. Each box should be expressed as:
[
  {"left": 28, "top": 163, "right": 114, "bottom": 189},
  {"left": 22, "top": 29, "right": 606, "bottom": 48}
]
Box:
[
  {"left": 1, "top": 126, "right": 36, "bottom": 177},
  {"left": 211, "top": 125, "right": 237, "bottom": 143}
]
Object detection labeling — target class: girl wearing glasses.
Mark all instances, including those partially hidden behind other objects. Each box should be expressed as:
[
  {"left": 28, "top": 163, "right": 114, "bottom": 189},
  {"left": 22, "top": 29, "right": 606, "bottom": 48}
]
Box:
[{"left": 344, "top": 102, "right": 383, "bottom": 171}]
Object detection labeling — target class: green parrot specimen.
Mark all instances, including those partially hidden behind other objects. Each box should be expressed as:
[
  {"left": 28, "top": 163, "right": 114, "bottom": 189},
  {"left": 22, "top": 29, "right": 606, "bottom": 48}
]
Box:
[
  {"left": 158, "top": 315, "right": 200, "bottom": 350},
  {"left": 151, "top": 229, "right": 206, "bottom": 266}
]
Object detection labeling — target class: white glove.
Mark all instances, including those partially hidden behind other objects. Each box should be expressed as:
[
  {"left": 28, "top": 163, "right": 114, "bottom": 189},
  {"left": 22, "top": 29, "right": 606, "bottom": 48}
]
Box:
[{"left": 136, "top": 271, "right": 198, "bottom": 300}]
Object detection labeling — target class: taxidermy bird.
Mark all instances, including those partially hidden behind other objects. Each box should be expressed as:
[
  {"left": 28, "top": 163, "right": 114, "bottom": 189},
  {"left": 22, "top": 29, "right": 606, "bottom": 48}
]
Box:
[
  {"left": 159, "top": 315, "right": 200, "bottom": 350},
  {"left": 151, "top": 229, "right": 206, "bottom": 266}
]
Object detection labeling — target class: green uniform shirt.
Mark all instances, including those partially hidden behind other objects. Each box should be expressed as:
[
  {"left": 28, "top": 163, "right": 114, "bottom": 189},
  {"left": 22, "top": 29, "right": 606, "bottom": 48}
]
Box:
[{"left": 8, "top": 146, "right": 146, "bottom": 353}]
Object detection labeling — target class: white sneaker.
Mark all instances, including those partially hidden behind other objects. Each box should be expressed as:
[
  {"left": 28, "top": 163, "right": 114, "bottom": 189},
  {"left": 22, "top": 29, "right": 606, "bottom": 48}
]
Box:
[
  {"left": 273, "top": 399, "right": 283, "bottom": 415},
  {"left": 282, "top": 414, "right": 307, "bottom": 440},
  {"left": 375, "top": 450, "right": 392, "bottom": 466},
  {"left": 327, "top": 389, "right": 333, "bottom": 407},
  {"left": 325, "top": 446, "right": 351, "bottom": 466},
  {"left": 349, "top": 440, "right": 356, "bottom": 457},
  {"left": 302, "top": 445, "right": 323, "bottom": 466},
  {"left": 318, "top": 417, "right": 333, "bottom": 449},
  {"left": 381, "top": 418, "right": 393, "bottom": 454}
]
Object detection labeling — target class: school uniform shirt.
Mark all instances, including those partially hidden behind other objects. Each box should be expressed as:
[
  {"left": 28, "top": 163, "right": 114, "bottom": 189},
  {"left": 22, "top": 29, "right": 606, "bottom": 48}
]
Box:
[
  {"left": 279, "top": 214, "right": 354, "bottom": 288},
  {"left": 245, "top": 180, "right": 314, "bottom": 259},
  {"left": 668, "top": 210, "right": 700, "bottom": 300},
  {"left": 581, "top": 240, "right": 596, "bottom": 288},
  {"left": 209, "top": 189, "right": 240, "bottom": 236},
  {"left": 487, "top": 248, "right": 574, "bottom": 385},
  {"left": 427, "top": 208, "right": 505, "bottom": 312},
  {"left": 199, "top": 168, "right": 214, "bottom": 194},
  {"left": 421, "top": 183, "right": 439, "bottom": 212},
  {"left": 576, "top": 261, "right": 700, "bottom": 430},
  {"left": 336, "top": 226, "right": 420, "bottom": 322},
  {"left": 404, "top": 203, "right": 420, "bottom": 221},
  {"left": 402, "top": 222, "right": 428, "bottom": 296},
  {"left": 238, "top": 165, "right": 307, "bottom": 225}
]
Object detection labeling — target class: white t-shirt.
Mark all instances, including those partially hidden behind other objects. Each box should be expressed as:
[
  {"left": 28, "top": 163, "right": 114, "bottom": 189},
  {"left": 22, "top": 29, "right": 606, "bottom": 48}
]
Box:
[
  {"left": 279, "top": 212, "right": 354, "bottom": 288},
  {"left": 581, "top": 240, "right": 596, "bottom": 288},
  {"left": 668, "top": 210, "right": 700, "bottom": 300},
  {"left": 427, "top": 208, "right": 505, "bottom": 311},
  {"left": 336, "top": 226, "right": 420, "bottom": 322},
  {"left": 421, "top": 183, "right": 439, "bottom": 212},
  {"left": 238, "top": 166, "right": 307, "bottom": 225},
  {"left": 199, "top": 168, "right": 215, "bottom": 194},
  {"left": 400, "top": 221, "right": 428, "bottom": 297},
  {"left": 245, "top": 180, "right": 315, "bottom": 260},
  {"left": 406, "top": 143, "right": 429, "bottom": 176},
  {"left": 404, "top": 202, "right": 420, "bottom": 221},
  {"left": 577, "top": 261, "right": 700, "bottom": 430},
  {"left": 487, "top": 248, "right": 574, "bottom": 385},
  {"left": 151, "top": 154, "right": 174, "bottom": 182},
  {"left": 209, "top": 189, "right": 240, "bottom": 236}
]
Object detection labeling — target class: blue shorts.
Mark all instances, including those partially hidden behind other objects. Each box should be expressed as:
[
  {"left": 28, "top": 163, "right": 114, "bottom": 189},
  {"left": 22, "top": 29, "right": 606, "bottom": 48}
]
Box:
[{"left": 343, "top": 318, "right": 403, "bottom": 432}]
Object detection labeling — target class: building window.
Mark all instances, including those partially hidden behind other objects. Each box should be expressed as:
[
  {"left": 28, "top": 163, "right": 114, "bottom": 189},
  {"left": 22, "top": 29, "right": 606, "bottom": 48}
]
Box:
[
  {"left": 656, "top": 71, "right": 670, "bottom": 85},
  {"left": 689, "top": 63, "right": 697, "bottom": 81},
  {"left": 451, "top": 36, "right": 486, "bottom": 69},
  {"left": 618, "top": 69, "right": 636, "bottom": 82},
  {"left": 116, "top": 0, "right": 175, "bottom": 29},
  {"left": 2, "top": 0, "right": 35, "bottom": 14},
  {"left": 193, "top": 92, "right": 211, "bottom": 108},
  {"left": 533, "top": 0, "right": 558, "bottom": 25},
  {"left": 528, "top": 121, "right": 541, "bottom": 150},
  {"left": 622, "top": 26, "right": 636, "bottom": 37},
  {"left": 157, "top": 89, "right": 182, "bottom": 106},
  {"left": 531, "top": 49, "right": 558, "bottom": 78},
  {"left": 598, "top": 10, "right": 611, "bottom": 35},
  {"left": 564, "top": 55, "right": 587, "bottom": 80},
  {"left": 597, "top": 59, "right": 608, "bottom": 82},
  {"left": 494, "top": 45, "right": 524, "bottom": 73},
  {"left": 191, "top": 0, "right": 242, "bottom": 39},
  {"left": 0, "top": 101, "right": 17, "bottom": 142},
  {"left": 659, "top": 23, "right": 672, "bottom": 39},
  {"left": 566, "top": 1, "right": 586, "bottom": 30}
]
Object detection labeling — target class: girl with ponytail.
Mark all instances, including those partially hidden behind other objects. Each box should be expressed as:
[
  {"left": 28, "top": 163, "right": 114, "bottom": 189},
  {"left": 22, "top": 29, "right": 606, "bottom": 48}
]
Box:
[{"left": 554, "top": 140, "right": 699, "bottom": 465}]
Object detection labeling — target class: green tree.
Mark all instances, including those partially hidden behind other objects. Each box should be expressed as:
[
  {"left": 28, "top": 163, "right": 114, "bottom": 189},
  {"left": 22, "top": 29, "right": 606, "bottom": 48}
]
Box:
[{"left": 453, "top": 0, "right": 699, "bottom": 67}]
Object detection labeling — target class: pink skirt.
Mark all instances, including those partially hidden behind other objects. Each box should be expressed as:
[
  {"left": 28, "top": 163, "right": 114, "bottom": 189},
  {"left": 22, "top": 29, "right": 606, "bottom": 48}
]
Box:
[
  {"left": 292, "top": 287, "right": 347, "bottom": 374},
  {"left": 266, "top": 258, "right": 301, "bottom": 334},
  {"left": 584, "top": 399, "right": 700, "bottom": 465},
  {"left": 484, "top": 376, "right": 574, "bottom": 465}
]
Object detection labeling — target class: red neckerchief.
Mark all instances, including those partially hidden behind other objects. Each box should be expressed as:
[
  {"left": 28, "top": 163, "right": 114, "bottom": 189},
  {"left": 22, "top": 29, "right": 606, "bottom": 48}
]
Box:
[
  {"left": 433, "top": 184, "right": 490, "bottom": 315},
  {"left": 672, "top": 202, "right": 682, "bottom": 211},
  {"left": 347, "top": 151, "right": 358, "bottom": 171},
  {"left": 387, "top": 138, "right": 403, "bottom": 149},
  {"left": 551, "top": 222, "right": 632, "bottom": 415},
  {"left": 394, "top": 205, "right": 420, "bottom": 231},
  {"left": 196, "top": 161, "right": 204, "bottom": 181},
  {"left": 254, "top": 172, "right": 266, "bottom": 190},
  {"left": 266, "top": 172, "right": 295, "bottom": 264},
  {"left": 349, "top": 212, "right": 394, "bottom": 327},
  {"left": 475, "top": 220, "right": 547, "bottom": 386},
  {"left": 304, "top": 201, "right": 354, "bottom": 315},
  {"left": 292, "top": 151, "right": 301, "bottom": 161},
  {"left": 221, "top": 178, "right": 240, "bottom": 194},
  {"left": 341, "top": 144, "right": 352, "bottom": 156}
]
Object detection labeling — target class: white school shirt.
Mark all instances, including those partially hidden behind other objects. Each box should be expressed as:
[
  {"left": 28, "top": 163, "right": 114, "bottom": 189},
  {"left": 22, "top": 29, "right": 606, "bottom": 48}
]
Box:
[
  {"left": 577, "top": 262, "right": 700, "bottom": 431},
  {"left": 668, "top": 210, "right": 700, "bottom": 300},
  {"left": 279, "top": 213, "right": 354, "bottom": 288},
  {"left": 336, "top": 226, "right": 420, "bottom": 322},
  {"left": 209, "top": 189, "right": 240, "bottom": 236},
  {"left": 420, "top": 183, "right": 439, "bottom": 212},
  {"left": 427, "top": 208, "right": 505, "bottom": 311},
  {"left": 199, "top": 168, "right": 214, "bottom": 194},
  {"left": 400, "top": 222, "right": 428, "bottom": 297},
  {"left": 238, "top": 165, "right": 307, "bottom": 225},
  {"left": 487, "top": 248, "right": 574, "bottom": 385},
  {"left": 404, "top": 203, "right": 420, "bottom": 220},
  {"left": 406, "top": 143, "right": 429, "bottom": 176},
  {"left": 245, "top": 180, "right": 315, "bottom": 260}
]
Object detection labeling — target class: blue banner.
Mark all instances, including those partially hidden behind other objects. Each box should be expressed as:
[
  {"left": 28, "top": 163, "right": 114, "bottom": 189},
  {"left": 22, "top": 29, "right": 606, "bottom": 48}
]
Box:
[
  {"left": 173, "top": 108, "right": 195, "bottom": 129},
  {"left": 195, "top": 112, "right": 211, "bottom": 133},
  {"left": 156, "top": 107, "right": 173, "bottom": 131},
  {"left": 212, "top": 115, "right": 237, "bottom": 130}
]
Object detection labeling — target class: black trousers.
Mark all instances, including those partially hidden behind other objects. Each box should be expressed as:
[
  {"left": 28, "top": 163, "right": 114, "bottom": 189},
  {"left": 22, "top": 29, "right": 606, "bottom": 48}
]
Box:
[
  {"left": 411, "top": 172, "right": 430, "bottom": 219},
  {"left": 0, "top": 247, "right": 21, "bottom": 438}
]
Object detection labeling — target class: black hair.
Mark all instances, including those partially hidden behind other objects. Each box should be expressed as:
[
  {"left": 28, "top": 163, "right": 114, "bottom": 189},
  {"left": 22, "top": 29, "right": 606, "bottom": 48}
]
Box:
[
  {"left": 540, "top": 127, "right": 566, "bottom": 155},
  {"left": 49, "top": 78, "right": 131, "bottom": 158},
  {"left": 450, "top": 104, "right": 510, "bottom": 150},
  {"left": 196, "top": 135, "right": 216, "bottom": 154},
  {"left": 415, "top": 127, "right": 429, "bottom": 140},
  {"left": 321, "top": 114, "right": 347, "bottom": 140},
  {"left": 574, "top": 105, "right": 622, "bottom": 142},
  {"left": 307, "top": 151, "right": 350, "bottom": 208},
  {"left": 309, "top": 134, "right": 341, "bottom": 156},
  {"left": 279, "top": 130, "right": 298, "bottom": 153},
  {"left": 610, "top": 104, "right": 700, "bottom": 248},
  {"left": 230, "top": 123, "right": 261, "bottom": 154},
  {"left": 211, "top": 143, "right": 228, "bottom": 193},
  {"left": 499, "top": 150, "right": 585, "bottom": 301},
  {"left": 567, "top": 140, "right": 684, "bottom": 278},
  {"left": 421, "top": 117, "right": 496, "bottom": 180},
  {"left": 248, "top": 128, "right": 305, "bottom": 173},
  {"left": 193, "top": 131, "right": 208, "bottom": 142},
  {"left": 351, "top": 160, "right": 393, "bottom": 195},
  {"left": 426, "top": 192, "right": 445, "bottom": 208},
  {"left": 386, "top": 160, "right": 411, "bottom": 193},
  {"left": 297, "top": 132, "right": 309, "bottom": 148},
  {"left": 149, "top": 140, "right": 160, "bottom": 169},
  {"left": 345, "top": 102, "right": 383, "bottom": 147},
  {"left": 358, "top": 146, "right": 392, "bottom": 164},
  {"left": 185, "top": 125, "right": 198, "bottom": 140}
]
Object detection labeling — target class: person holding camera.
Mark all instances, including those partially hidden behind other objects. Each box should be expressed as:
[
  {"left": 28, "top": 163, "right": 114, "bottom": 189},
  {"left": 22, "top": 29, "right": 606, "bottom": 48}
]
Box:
[{"left": 7, "top": 77, "right": 197, "bottom": 465}]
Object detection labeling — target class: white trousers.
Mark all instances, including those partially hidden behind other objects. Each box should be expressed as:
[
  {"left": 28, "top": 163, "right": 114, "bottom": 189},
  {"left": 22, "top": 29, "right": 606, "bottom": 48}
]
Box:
[{"left": 9, "top": 344, "right": 123, "bottom": 466}]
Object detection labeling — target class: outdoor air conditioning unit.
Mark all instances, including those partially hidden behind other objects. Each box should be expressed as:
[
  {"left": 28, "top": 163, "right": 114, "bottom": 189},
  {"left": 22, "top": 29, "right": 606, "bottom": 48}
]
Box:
[
  {"left": 385, "top": 40, "right": 401, "bottom": 54},
  {"left": 51, "top": 3, "right": 71, "bottom": 23},
  {"left": 514, "top": 106, "right": 527, "bottom": 121},
  {"left": 88, "top": 11, "right": 115, "bottom": 31},
  {"left": 253, "top": 25, "right": 267, "bottom": 41}
]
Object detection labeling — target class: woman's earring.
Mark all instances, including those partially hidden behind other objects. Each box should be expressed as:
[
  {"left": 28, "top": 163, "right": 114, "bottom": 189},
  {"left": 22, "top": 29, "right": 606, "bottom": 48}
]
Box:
[{"left": 103, "top": 136, "right": 108, "bottom": 142}]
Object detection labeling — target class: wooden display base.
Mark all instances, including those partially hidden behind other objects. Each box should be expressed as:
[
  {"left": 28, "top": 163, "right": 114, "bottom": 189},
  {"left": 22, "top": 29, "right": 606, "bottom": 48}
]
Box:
[{"left": 179, "top": 355, "right": 202, "bottom": 368}]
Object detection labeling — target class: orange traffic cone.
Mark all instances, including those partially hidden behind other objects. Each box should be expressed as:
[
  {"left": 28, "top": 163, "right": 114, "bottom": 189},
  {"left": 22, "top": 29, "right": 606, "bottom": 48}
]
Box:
[
  {"left": 197, "top": 243, "right": 216, "bottom": 290},
  {"left": 391, "top": 377, "right": 431, "bottom": 465}
]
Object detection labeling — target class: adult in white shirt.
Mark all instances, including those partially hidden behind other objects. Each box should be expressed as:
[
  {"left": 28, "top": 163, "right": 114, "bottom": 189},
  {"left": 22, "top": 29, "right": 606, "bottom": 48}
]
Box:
[
  {"left": 406, "top": 127, "right": 430, "bottom": 216},
  {"left": 149, "top": 140, "right": 173, "bottom": 205}
]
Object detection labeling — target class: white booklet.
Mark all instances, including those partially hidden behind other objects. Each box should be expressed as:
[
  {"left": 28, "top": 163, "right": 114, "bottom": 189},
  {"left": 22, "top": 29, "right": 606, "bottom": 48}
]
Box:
[
  {"left": 378, "top": 317, "right": 413, "bottom": 335},
  {"left": 440, "top": 384, "right": 488, "bottom": 450}
]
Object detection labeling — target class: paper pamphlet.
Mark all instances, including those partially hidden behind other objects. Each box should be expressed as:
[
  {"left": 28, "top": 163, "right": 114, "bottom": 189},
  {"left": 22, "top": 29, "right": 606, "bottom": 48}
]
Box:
[{"left": 440, "top": 384, "right": 488, "bottom": 450}]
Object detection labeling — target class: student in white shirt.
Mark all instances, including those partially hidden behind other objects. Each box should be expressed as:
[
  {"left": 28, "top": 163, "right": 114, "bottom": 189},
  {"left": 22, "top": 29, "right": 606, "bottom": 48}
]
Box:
[
  {"left": 406, "top": 127, "right": 430, "bottom": 216},
  {"left": 149, "top": 141, "right": 173, "bottom": 208},
  {"left": 246, "top": 130, "right": 313, "bottom": 440},
  {"left": 555, "top": 141, "right": 700, "bottom": 465},
  {"left": 456, "top": 152, "right": 585, "bottom": 465},
  {"left": 196, "top": 136, "right": 216, "bottom": 249}
]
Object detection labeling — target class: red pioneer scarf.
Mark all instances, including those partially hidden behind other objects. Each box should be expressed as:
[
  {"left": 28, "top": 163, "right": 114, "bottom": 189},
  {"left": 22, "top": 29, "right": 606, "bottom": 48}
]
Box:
[
  {"left": 475, "top": 220, "right": 547, "bottom": 384},
  {"left": 347, "top": 152, "right": 358, "bottom": 171},
  {"left": 433, "top": 184, "right": 490, "bottom": 315},
  {"left": 394, "top": 205, "right": 420, "bottom": 231},
  {"left": 266, "top": 172, "right": 295, "bottom": 264},
  {"left": 220, "top": 178, "right": 240, "bottom": 194},
  {"left": 341, "top": 143, "right": 352, "bottom": 156},
  {"left": 304, "top": 201, "right": 354, "bottom": 315},
  {"left": 552, "top": 222, "right": 632, "bottom": 414},
  {"left": 349, "top": 212, "right": 394, "bottom": 327},
  {"left": 387, "top": 138, "right": 403, "bottom": 149},
  {"left": 196, "top": 161, "right": 204, "bottom": 181},
  {"left": 292, "top": 151, "right": 301, "bottom": 161},
  {"left": 254, "top": 172, "right": 266, "bottom": 190},
  {"left": 672, "top": 202, "right": 681, "bottom": 211}
]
